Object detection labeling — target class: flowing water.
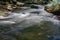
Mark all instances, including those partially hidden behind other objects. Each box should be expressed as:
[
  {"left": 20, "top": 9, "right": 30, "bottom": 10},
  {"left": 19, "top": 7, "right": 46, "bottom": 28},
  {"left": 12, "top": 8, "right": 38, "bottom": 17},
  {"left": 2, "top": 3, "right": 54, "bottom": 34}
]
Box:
[{"left": 0, "top": 5, "right": 60, "bottom": 40}]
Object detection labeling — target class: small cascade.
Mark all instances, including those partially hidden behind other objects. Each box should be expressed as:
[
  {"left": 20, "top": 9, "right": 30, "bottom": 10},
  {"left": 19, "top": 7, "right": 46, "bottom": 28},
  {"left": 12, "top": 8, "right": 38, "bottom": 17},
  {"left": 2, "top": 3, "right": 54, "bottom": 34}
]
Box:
[{"left": 0, "top": 5, "right": 60, "bottom": 40}]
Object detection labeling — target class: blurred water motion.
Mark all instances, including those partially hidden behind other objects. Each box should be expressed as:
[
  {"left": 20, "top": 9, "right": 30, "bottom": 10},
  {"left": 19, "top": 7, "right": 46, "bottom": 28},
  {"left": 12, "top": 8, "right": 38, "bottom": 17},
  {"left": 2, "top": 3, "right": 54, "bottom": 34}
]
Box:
[{"left": 0, "top": 5, "right": 60, "bottom": 40}]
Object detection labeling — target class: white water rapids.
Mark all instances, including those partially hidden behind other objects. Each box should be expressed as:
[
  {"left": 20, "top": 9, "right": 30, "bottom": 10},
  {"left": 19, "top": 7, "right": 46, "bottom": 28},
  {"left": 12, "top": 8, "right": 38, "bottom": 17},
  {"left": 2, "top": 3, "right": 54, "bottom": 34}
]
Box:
[{"left": 0, "top": 5, "right": 60, "bottom": 40}]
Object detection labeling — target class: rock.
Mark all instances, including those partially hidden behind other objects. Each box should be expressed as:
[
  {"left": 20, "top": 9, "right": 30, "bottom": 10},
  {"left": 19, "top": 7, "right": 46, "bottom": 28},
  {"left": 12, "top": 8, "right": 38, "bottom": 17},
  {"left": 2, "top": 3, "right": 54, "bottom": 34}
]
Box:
[
  {"left": 45, "top": 6, "right": 54, "bottom": 12},
  {"left": 45, "top": 4, "right": 60, "bottom": 15},
  {"left": 6, "top": 4, "right": 13, "bottom": 11},
  {"left": 16, "top": 2, "right": 24, "bottom": 6},
  {"left": 3, "top": 3, "right": 13, "bottom": 11},
  {"left": 31, "top": 5, "right": 39, "bottom": 9},
  {"left": 0, "top": 9, "right": 8, "bottom": 16},
  {"left": 56, "top": 16, "right": 60, "bottom": 20}
]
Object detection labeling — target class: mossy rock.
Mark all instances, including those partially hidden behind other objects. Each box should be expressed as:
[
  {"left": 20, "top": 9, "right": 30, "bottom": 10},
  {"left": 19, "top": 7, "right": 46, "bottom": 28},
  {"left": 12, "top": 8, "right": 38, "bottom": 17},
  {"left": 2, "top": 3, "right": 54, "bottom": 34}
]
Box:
[{"left": 45, "top": 4, "right": 60, "bottom": 15}]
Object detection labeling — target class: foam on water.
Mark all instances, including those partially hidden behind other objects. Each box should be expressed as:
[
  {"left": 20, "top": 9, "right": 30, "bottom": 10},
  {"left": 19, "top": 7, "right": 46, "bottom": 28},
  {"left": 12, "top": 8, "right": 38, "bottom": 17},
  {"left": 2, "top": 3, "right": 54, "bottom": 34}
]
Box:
[{"left": 0, "top": 5, "right": 60, "bottom": 40}]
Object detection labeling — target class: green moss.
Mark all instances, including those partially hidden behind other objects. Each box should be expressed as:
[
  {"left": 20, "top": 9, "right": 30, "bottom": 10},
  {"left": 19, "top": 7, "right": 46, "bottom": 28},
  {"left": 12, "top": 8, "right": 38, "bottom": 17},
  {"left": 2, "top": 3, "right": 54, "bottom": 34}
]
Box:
[{"left": 45, "top": 3, "right": 60, "bottom": 13}]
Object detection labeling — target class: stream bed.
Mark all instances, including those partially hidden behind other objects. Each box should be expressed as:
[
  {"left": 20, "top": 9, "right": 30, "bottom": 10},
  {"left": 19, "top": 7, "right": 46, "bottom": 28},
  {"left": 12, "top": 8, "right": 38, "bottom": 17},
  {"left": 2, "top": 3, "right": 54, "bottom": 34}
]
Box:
[{"left": 0, "top": 5, "right": 60, "bottom": 40}]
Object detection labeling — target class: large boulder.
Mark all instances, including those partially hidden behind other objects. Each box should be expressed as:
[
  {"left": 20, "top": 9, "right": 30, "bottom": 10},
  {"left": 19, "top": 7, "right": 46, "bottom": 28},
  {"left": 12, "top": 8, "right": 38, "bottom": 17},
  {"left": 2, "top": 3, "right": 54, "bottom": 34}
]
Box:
[{"left": 45, "top": 4, "right": 60, "bottom": 15}]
